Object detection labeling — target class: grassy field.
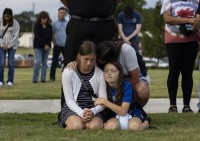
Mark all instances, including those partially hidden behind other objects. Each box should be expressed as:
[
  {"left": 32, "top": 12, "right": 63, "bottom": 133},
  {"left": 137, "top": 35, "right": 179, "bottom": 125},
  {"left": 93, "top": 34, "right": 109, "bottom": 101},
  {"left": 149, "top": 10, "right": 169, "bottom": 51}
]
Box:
[
  {"left": 0, "top": 68, "right": 199, "bottom": 99},
  {"left": 0, "top": 113, "right": 200, "bottom": 141},
  {"left": 0, "top": 56, "right": 200, "bottom": 140},
  {"left": 16, "top": 47, "right": 53, "bottom": 56}
]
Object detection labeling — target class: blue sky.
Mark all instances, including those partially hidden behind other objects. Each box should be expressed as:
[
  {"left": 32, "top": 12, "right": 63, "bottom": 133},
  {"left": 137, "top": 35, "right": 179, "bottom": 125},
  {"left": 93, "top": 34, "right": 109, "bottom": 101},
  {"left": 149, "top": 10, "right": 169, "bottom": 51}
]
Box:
[{"left": 0, "top": 0, "right": 160, "bottom": 21}]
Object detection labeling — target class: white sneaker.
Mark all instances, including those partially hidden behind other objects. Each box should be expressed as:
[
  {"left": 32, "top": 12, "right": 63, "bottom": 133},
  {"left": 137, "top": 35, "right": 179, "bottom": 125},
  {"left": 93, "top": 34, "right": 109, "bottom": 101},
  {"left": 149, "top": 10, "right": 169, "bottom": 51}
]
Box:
[
  {"left": 0, "top": 82, "right": 3, "bottom": 87},
  {"left": 7, "top": 81, "right": 13, "bottom": 86}
]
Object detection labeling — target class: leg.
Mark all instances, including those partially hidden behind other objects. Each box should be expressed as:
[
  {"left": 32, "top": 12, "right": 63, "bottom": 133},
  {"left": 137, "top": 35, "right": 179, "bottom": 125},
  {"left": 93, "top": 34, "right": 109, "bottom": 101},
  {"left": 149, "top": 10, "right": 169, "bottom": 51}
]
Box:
[
  {"left": 166, "top": 43, "right": 182, "bottom": 106},
  {"left": 50, "top": 45, "right": 60, "bottom": 80},
  {"left": 0, "top": 48, "right": 6, "bottom": 83},
  {"left": 92, "top": 20, "right": 116, "bottom": 45},
  {"left": 41, "top": 48, "right": 50, "bottom": 82},
  {"left": 85, "top": 116, "right": 103, "bottom": 129},
  {"left": 104, "top": 118, "right": 120, "bottom": 130},
  {"left": 7, "top": 48, "right": 16, "bottom": 83},
  {"left": 33, "top": 48, "right": 42, "bottom": 82},
  {"left": 128, "top": 117, "right": 149, "bottom": 131},
  {"left": 181, "top": 42, "right": 198, "bottom": 107},
  {"left": 64, "top": 19, "right": 92, "bottom": 66},
  {"left": 198, "top": 61, "right": 200, "bottom": 109},
  {"left": 65, "top": 115, "right": 85, "bottom": 130},
  {"left": 134, "top": 81, "right": 150, "bottom": 107}
]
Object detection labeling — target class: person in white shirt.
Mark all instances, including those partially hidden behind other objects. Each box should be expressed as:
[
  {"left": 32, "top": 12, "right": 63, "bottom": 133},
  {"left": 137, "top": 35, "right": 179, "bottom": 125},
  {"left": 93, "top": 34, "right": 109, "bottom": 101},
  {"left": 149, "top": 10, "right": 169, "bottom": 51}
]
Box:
[
  {"left": 59, "top": 41, "right": 107, "bottom": 130},
  {"left": 0, "top": 8, "right": 20, "bottom": 87}
]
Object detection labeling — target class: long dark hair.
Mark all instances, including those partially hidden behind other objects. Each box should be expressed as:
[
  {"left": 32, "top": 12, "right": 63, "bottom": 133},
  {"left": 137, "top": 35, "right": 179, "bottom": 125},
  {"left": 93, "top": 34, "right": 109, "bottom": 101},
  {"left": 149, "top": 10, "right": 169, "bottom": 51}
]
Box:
[
  {"left": 97, "top": 40, "right": 122, "bottom": 69},
  {"left": 105, "top": 61, "right": 124, "bottom": 105},
  {"left": 35, "top": 11, "right": 51, "bottom": 25},
  {"left": 2, "top": 8, "right": 13, "bottom": 26}
]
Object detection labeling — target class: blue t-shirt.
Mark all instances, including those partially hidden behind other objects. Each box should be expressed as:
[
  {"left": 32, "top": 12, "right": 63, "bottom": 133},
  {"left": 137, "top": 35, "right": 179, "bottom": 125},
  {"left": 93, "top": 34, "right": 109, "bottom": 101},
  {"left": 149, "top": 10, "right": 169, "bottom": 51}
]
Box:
[
  {"left": 117, "top": 11, "right": 142, "bottom": 40},
  {"left": 111, "top": 80, "right": 132, "bottom": 103}
]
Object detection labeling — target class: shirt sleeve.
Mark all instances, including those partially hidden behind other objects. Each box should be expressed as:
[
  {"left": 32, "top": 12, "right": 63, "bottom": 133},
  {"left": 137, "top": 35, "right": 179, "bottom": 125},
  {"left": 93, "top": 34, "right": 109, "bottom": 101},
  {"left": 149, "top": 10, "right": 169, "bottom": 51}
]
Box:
[
  {"left": 62, "top": 69, "right": 84, "bottom": 117},
  {"left": 136, "top": 12, "right": 142, "bottom": 24},
  {"left": 117, "top": 12, "right": 123, "bottom": 24},
  {"left": 160, "top": 0, "right": 171, "bottom": 15}
]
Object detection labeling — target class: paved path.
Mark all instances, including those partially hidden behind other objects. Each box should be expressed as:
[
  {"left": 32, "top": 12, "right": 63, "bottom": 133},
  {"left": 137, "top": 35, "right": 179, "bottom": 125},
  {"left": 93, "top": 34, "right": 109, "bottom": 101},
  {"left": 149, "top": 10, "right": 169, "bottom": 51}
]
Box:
[{"left": 0, "top": 98, "right": 199, "bottom": 113}]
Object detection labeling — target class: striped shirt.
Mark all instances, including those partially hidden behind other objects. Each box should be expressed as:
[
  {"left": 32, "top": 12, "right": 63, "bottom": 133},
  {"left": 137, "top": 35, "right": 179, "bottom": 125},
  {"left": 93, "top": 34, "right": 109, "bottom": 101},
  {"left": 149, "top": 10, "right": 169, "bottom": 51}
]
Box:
[{"left": 77, "top": 68, "right": 95, "bottom": 109}]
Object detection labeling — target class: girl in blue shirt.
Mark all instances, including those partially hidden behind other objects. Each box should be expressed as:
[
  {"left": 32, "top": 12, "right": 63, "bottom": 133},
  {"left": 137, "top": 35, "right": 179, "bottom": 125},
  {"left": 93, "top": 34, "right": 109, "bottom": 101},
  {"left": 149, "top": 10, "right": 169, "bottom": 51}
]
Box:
[{"left": 94, "top": 61, "right": 150, "bottom": 131}]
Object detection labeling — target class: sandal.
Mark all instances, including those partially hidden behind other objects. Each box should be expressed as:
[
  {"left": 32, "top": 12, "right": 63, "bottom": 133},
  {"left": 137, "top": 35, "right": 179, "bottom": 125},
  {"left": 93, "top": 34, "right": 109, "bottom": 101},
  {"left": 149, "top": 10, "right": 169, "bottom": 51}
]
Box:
[
  {"left": 168, "top": 105, "right": 178, "bottom": 113},
  {"left": 182, "top": 105, "right": 194, "bottom": 113}
]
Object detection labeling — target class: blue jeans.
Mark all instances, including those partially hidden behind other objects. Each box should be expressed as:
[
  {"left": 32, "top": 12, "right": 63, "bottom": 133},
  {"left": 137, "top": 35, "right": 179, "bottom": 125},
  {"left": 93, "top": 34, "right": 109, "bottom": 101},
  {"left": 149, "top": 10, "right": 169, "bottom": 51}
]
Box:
[
  {"left": 33, "top": 48, "right": 50, "bottom": 82},
  {"left": 0, "top": 47, "right": 16, "bottom": 83}
]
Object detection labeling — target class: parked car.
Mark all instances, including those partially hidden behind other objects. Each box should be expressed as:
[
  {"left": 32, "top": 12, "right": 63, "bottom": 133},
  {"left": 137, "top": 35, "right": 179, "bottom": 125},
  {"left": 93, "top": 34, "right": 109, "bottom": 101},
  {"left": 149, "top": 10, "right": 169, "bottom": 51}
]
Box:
[
  {"left": 143, "top": 57, "right": 169, "bottom": 68},
  {"left": 47, "top": 54, "right": 64, "bottom": 68},
  {"left": 5, "top": 54, "right": 34, "bottom": 68}
]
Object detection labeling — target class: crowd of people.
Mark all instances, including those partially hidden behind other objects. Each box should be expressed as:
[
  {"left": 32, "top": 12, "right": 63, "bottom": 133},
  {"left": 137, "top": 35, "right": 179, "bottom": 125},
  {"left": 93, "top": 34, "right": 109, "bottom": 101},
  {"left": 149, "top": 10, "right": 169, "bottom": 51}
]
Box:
[{"left": 1, "top": 0, "right": 200, "bottom": 131}]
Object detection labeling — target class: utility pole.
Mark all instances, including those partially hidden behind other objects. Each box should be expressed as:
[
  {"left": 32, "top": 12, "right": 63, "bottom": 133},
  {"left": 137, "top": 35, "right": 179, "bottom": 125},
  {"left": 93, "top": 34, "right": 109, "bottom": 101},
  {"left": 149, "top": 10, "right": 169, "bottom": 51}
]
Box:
[{"left": 31, "top": 2, "right": 35, "bottom": 47}]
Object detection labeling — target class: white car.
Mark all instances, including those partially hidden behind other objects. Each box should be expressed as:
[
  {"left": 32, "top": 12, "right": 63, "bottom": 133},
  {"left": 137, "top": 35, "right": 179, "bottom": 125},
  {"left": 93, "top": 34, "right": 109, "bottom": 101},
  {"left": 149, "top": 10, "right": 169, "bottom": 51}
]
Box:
[{"left": 143, "top": 57, "right": 169, "bottom": 68}]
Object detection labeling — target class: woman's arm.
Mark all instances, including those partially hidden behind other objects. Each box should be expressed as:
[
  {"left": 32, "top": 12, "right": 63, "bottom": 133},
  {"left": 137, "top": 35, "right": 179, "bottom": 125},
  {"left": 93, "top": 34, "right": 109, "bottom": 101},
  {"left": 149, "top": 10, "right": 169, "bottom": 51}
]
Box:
[
  {"left": 95, "top": 98, "right": 130, "bottom": 116},
  {"left": 163, "top": 10, "right": 195, "bottom": 25},
  {"left": 127, "top": 24, "right": 141, "bottom": 40},
  {"left": 128, "top": 68, "right": 140, "bottom": 86},
  {"left": 90, "top": 72, "right": 107, "bottom": 115}
]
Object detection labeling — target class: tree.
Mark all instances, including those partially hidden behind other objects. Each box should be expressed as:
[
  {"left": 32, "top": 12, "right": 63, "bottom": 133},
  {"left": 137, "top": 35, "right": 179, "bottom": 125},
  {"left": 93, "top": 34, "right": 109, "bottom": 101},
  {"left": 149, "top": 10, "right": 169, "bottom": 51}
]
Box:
[
  {"left": 14, "top": 11, "right": 35, "bottom": 33},
  {"left": 142, "top": 0, "right": 166, "bottom": 60}
]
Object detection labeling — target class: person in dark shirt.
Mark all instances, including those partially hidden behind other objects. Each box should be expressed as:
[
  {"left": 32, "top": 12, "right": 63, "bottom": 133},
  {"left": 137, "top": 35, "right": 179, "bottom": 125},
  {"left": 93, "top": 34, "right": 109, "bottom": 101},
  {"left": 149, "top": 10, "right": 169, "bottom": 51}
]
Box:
[{"left": 32, "top": 11, "right": 52, "bottom": 83}]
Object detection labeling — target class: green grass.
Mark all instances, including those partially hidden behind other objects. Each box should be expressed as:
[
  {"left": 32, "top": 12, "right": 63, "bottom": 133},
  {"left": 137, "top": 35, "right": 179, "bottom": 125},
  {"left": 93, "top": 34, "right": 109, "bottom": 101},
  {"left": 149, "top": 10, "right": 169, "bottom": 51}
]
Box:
[
  {"left": 0, "top": 113, "right": 200, "bottom": 141},
  {"left": 0, "top": 68, "right": 199, "bottom": 99},
  {"left": 16, "top": 47, "right": 53, "bottom": 56},
  {"left": 0, "top": 68, "right": 62, "bottom": 99}
]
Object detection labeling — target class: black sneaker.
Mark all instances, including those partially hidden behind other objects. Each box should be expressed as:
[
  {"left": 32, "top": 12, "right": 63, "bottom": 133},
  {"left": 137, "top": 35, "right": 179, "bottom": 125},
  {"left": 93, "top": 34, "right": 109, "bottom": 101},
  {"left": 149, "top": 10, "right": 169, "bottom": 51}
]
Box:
[
  {"left": 168, "top": 105, "right": 178, "bottom": 113},
  {"left": 198, "top": 109, "right": 200, "bottom": 113},
  {"left": 182, "top": 105, "right": 194, "bottom": 113}
]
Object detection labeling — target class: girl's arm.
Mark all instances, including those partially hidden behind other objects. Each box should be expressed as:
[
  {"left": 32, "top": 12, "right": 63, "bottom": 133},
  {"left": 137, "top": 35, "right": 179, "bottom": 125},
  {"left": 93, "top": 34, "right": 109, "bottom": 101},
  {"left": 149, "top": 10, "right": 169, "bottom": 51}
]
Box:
[
  {"left": 90, "top": 72, "right": 107, "bottom": 115},
  {"left": 62, "top": 69, "right": 84, "bottom": 117},
  {"left": 94, "top": 98, "right": 130, "bottom": 116}
]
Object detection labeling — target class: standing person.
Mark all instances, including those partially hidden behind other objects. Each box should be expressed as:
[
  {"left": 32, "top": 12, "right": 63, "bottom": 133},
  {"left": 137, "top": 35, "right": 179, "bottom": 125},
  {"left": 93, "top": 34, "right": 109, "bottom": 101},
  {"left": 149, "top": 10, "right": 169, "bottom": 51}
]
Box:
[
  {"left": 59, "top": 0, "right": 118, "bottom": 107},
  {"left": 32, "top": 11, "right": 52, "bottom": 83},
  {"left": 117, "top": 5, "right": 142, "bottom": 53},
  {"left": 59, "top": 41, "right": 107, "bottom": 130},
  {"left": 49, "top": 7, "right": 68, "bottom": 82},
  {"left": 94, "top": 61, "right": 150, "bottom": 131},
  {"left": 0, "top": 8, "right": 20, "bottom": 87},
  {"left": 161, "top": 0, "right": 200, "bottom": 113}
]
